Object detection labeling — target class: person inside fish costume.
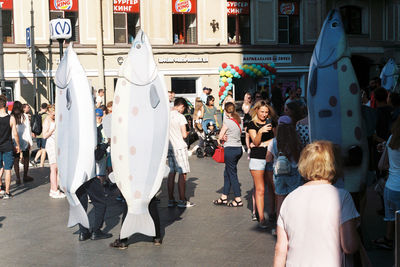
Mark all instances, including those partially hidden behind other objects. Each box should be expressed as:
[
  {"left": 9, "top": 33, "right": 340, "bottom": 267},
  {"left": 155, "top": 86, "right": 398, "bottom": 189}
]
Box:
[
  {"left": 56, "top": 44, "right": 113, "bottom": 241},
  {"left": 109, "top": 30, "right": 169, "bottom": 248},
  {"left": 307, "top": 9, "right": 368, "bottom": 202},
  {"left": 380, "top": 58, "right": 399, "bottom": 93}
]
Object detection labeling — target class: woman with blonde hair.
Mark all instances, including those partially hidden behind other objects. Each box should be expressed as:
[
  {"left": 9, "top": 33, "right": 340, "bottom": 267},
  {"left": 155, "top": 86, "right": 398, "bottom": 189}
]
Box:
[
  {"left": 274, "top": 141, "right": 362, "bottom": 266},
  {"left": 213, "top": 102, "right": 243, "bottom": 206},
  {"left": 247, "top": 100, "right": 277, "bottom": 227},
  {"left": 43, "top": 105, "right": 65, "bottom": 199}
]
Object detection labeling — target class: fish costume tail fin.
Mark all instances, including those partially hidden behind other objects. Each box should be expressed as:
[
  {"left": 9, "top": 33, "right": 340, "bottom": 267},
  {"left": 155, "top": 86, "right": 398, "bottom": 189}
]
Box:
[
  {"left": 120, "top": 211, "right": 155, "bottom": 239},
  {"left": 66, "top": 193, "right": 90, "bottom": 229}
]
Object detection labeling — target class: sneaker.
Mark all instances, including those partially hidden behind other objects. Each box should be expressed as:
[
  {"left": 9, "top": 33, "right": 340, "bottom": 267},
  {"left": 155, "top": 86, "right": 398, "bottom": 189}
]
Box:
[
  {"left": 168, "top": 199, "right": 176, "bottom": 208},
  {"left": 0, "top": 189, "right": 5, "bottom": 196},
  {"left": 110, "top": 238, "right": 128, "bottom": 250},
  {"left": 258, "top": 220, "right": 269, "bottom": 229},
  {"left": 49, "top": 190, "right": 66, "bottom": 199},
  {"left": 251, "top": 213, "right": 257, "bottom": 221},
  {"left": 3, "top": 192, "right": 12, "bottom": 199},
  {"left": 177, "top": 200, "right": 195, "bottom": 208}
]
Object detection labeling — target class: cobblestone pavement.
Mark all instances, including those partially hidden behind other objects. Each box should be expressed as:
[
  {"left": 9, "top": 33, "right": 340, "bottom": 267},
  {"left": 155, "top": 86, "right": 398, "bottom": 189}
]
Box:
[{"left": 0, "top": 151, "right": 394, "bottom": 266}]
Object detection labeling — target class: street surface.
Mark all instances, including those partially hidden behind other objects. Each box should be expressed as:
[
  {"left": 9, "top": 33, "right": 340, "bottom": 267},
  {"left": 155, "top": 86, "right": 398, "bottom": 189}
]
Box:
[{"left": 0, "top": 150, "right": 394, "bottom": 266}]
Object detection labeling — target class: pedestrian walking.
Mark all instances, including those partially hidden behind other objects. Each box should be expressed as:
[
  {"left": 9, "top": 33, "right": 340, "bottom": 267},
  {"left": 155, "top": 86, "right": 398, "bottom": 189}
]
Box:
[
  {"left": 202, "top": 95, "right": 219, "bottom": 132},
  {"left": 0, "top": 95, "right": 20, "bottom": 199},
  {"left": 42, "top": 105, "right": 65, "bottom": 199},
  {"left": 11, "top": 101, "right": 33, "bottom": 184},
  {"left": 213, "top": 102, "right": 243, "bottom": 207},
  {"left": 274, "top": 141, "right": 364, "bottom": 267},
  {"left": 247, "top": 101, "right": 277, "bottom": 227},
  {"left": 33, "top": 103, "right": 48, "bottom": 167},
  {"left": 167, "top": 97, "right": 195, "bottom": 208}
]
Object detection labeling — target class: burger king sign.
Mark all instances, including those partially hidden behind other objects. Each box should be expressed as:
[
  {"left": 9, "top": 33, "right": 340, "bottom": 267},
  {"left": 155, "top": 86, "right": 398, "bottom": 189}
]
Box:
[
  {"left": 50, "top": 0, "right": 78, "bottom": 12},
  {"left": 172, "top": 0, "right": 196, "bottom": 14}
]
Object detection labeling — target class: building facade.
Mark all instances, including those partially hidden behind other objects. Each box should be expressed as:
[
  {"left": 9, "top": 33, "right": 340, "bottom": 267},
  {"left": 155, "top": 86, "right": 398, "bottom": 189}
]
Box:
[{"left": 1, "top": 0, "right": 400, "bottom": 109}]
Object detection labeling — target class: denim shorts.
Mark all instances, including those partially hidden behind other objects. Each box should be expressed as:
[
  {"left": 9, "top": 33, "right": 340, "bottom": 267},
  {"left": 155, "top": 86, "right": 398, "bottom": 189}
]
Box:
[
  {"left": 249, "top": 158, "right": 266, "bottom": 171},
  {"left": 273, "top": 168, "right": 302, "bottom": 195},
  {"left": 384, "top": 186, "right": 400, "bottom": 221},
  {"left": 0, "top": 151, "right": 14, "bottom": 170},
  {"left": 36, "top": 138, "right": 46, "bottom": 149}
]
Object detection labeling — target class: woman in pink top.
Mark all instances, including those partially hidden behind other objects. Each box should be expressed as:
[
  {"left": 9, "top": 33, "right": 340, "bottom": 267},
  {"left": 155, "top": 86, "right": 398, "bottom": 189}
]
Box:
[{"left": 274, "top": 141, "right": 362, "bottom": 267}]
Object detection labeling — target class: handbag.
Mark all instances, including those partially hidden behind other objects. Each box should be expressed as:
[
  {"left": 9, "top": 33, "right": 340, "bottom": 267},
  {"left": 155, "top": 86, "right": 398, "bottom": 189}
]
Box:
[
  {"left": 378, "top": 145, "right": 389, "bottom": 171},
  {"left": 212, "top": 146, "right": 225, "bottom": 163}
]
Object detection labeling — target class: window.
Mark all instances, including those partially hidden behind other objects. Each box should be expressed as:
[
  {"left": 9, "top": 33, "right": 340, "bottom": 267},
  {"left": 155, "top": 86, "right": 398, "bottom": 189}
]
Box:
[
  {"left": 1, "top": 1, "right": 13, "bottom": 43},
  {"left": 340, "top": 6, "right": 362, "bottom": 34},
  {"left": 172, "top": 0, "right": 197, "bottom": 44},
  {"left": 227, "top": 0, "right": 250, "bottom": 44},
  {"left": 171, "top": 78, "right": 197, "bottom": 94},
  {"left": 278, "top": 0, "right": 300, "bottom": 44},
  {"left": 49, "top": 0, "right": 79, "bottom": 43},
  {"left": 113, "top": 0, "right": 140, "bottom": 44}
]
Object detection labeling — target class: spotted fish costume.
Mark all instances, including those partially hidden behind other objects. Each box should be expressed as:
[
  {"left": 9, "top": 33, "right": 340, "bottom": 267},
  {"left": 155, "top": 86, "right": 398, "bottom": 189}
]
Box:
[{"left": 307, "top": 9, "right": 368, "bottom": 192}]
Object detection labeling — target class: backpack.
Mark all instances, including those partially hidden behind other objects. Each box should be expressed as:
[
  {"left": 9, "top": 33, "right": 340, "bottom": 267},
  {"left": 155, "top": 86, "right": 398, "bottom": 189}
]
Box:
[
  {"left": 272, "top": 139, "right": 291, "bottom": 176},
  {"left": 31, "top": 113, "right": 42, "bottom": 135}
]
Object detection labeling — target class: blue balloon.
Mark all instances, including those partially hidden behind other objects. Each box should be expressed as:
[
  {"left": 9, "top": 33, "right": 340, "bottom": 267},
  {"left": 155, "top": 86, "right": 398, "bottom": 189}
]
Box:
[
  {"left": 265, "top": 70, "right": 270, "bottom": 75},
  {"left": 252, "top": 64, "right": 256, "bottom": 68},
  {"left": 270, "top": 62, "right": 276, "bottom": 67},
  {"left": 221, "top": 95, "right": 226, "bottom": 101},
  {"left": 227, "top": 66, "right": 232, "bottom": 70},
  {"left": 272, "top": 75, "right": 276, "bottom": 79},
  {"left": 227, "top": 78, "right": 232, "bottom": 83},
  {"left": 261, "top": 67, "right": 266, "bottom": 72},
  {"left": 223, "top": 91, "right": 228, "bottom": 96},
  {"left": 219, "top": 82, "right": 224, "bottom": 86},
  {"left": 219, "top": 66, "right": 223, "bottom": 71}
]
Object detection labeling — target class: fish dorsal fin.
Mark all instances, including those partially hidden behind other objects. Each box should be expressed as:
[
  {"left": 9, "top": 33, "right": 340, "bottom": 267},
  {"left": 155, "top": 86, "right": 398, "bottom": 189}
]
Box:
[
  {"left": 55, "top": 43, "right": 75, "bottom": 90},
  {"left": 119, "top": 30, "right": 158, "bottom": 86}
]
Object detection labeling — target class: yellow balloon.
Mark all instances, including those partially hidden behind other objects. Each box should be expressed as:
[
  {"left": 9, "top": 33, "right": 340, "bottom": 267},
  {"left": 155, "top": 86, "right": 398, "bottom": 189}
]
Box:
[
  {"left": 220, "top": 70, "right": 225, "bottom": 76},
  {"left": 222, "top": 77, "right": 227, "bottom": 83}
]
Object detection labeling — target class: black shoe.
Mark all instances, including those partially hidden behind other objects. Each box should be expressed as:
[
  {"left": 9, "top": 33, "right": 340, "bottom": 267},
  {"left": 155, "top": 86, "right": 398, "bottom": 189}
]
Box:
[
  {"left": 110, "top": 238, "right": 128, "bottom": 250},
  {"left": 91, "top": 230, "right": 113, "bottom": 240},
  {"left": 79, "top": 231, "right": 91, "bottom": 241}
]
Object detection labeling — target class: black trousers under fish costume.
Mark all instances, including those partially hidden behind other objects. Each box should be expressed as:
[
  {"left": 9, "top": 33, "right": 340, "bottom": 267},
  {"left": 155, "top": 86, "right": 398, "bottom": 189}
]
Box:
[
  {"left": 121, "top": 197, "right": 161, "bottom": 239},
  {"left": 77, "top": 178, "right": 107, "bottom": 233}
]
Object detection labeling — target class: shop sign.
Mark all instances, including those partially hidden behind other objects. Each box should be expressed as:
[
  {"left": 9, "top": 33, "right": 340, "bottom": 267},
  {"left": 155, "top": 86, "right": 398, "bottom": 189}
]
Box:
[
  {"left": 114, "top": 0, "right": 139, "bottom": 13},
  {"left": 243, "top": 54, "right": 292, "bottom": 64},
  {"left": 279, "top": 1, "right": 299, "bottom": 15},
  {"left": 0, "top": 0, "right": 12, "bottom": 10},
  {"left": 158, "top": 56, "right": 208, "bottom": 63},
  {"left": 172, "top": 0, "right": 196, "bottom": 14},
  {"left": 227, "top": 0, "right": 249, "bottom": 15},
  {"left": 49, "top": 18, "right": 72, "bottom": 40},
  {"left": 50, "top": 0, "right": 78, "bottom": 12}
]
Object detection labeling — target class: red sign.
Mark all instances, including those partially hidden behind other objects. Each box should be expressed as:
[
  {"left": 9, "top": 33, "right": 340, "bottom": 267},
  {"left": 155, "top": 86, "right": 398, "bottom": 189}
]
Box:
[
  {"left": 0, "top": 0, "right": 13, "bottom": 10},
  {"left": 278, "top": 1, "right": 299, "bottom": 15},
  {"left": 114, "top": 0, "right": 140, "bottom": 13},
  {"left": 172, "top": 0, "right": 196, "bottom": 14},
  {"left": 50, "top": 0, "right": 78, "bottom": 12},
  {"left": 227, "top": 0, "right": 249, "bottom": 15}
]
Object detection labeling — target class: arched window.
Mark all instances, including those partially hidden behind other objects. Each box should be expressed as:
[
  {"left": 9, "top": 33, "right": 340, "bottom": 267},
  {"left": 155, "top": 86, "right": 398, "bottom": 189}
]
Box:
[{"left": 340, "top": 5, "right": 362, "bottom": 34}]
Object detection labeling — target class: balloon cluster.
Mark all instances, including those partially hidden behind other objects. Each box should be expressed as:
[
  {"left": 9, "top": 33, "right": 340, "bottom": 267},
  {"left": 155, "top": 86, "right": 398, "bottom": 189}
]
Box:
[{"left": 218, "top": 62, "right": 277, "bottom": 104}]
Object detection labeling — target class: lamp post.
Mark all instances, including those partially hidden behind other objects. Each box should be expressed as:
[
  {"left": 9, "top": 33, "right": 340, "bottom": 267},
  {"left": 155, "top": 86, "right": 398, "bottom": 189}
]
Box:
[
  {"left": 31, "top": 0, "right": 38, "bottom": 111},
  {"left": 0, "top": 5, "right": 5, "bottom": 95}
]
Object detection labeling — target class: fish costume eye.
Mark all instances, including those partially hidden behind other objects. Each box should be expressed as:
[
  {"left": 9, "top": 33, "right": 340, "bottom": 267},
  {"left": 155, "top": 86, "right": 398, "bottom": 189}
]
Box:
[{"left": 331, "top": 22, "right": 338, "bottom": 28}]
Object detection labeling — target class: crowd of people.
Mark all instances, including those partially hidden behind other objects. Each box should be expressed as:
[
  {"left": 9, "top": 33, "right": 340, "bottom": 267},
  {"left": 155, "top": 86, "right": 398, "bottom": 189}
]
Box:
[{"left": 1, "top": 79, "right": 398, "bottom": 264}]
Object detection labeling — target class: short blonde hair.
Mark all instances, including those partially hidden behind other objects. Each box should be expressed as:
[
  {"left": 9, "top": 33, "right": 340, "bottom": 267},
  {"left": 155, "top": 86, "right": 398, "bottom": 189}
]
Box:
[{"left": 298, "top": 141, "right": 343, "bottom": 184}]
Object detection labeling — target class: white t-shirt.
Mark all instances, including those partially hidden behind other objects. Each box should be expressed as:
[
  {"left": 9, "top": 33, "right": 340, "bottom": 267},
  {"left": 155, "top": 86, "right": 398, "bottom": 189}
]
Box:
[
  {"left": 96, "top": 95, "right": 104, "bottom": 106},
  {"left": 277, "top": 184, "right": 359, "bottom": 267},
  {"left": 169, "top": 110, "right": 187, "bottom": 150}
]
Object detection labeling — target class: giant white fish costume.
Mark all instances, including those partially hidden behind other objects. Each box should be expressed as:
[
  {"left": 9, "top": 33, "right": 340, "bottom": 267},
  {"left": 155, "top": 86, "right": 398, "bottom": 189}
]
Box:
[
  {"left": 307, "top": 9, "right": 368, "bottom": 192},
  {"left": 111, "top": 30, "right": 169, "bottom": 239},
  {"left": 55, "top": 44, "right": 97, "bottom": 228},
  {"left": 380, "top": 58, "right": 399, "bottom": 92}
]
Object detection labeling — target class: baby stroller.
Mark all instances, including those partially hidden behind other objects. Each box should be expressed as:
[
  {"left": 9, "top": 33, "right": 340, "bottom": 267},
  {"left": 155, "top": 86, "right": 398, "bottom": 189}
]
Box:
[{"left": 196, "top": 121, "right": 218, "bottom": 158}]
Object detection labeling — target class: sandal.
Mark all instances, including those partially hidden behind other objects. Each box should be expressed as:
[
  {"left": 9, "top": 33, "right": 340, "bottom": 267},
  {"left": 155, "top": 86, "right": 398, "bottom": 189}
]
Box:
[
  {"left": 373, "top": 236, "right": 393, "bottom": 250},
  {"left": 110, "top": 238, "right": 128, "bottom": 250},
  {"left": 213, "top": 197, "right": 228, "bottom": 205},
  {"left": 227, "top": 199, "right": 243, "bottom": 207}
]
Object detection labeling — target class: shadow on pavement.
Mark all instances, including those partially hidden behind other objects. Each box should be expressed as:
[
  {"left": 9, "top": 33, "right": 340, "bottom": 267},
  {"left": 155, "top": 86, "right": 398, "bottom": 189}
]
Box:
[
  {"left": 0, "top": 216, "right": 5, "bottom": 228},
  {"left": 10, "top": 167, "right": 50, "bottom": 197}
]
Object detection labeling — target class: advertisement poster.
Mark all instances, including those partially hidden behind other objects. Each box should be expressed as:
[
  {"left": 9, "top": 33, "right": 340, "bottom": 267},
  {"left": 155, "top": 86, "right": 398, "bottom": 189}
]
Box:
[
  {"left": 0, "top": 0, "right": 13, "bottom": 10},
  {"left": 114, "top": 0, "right": 140, "bottom": 13},
  {"left": 172, "top": 0, "right": 196, "bottom": 14},
  {"left": 278, "top": 0, "right": 299, "bottom": 15},
  {"left": 50, "top": 0, "right": 78, "bottom": 12},
  {"left": 227, "top": 0, "right": 250, "bottom": 15}
]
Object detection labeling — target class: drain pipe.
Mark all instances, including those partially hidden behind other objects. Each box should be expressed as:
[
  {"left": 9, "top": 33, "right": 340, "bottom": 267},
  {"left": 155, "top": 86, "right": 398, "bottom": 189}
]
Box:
[{"left": 96, "top": 0, "right": 105, "bottom": 103}]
